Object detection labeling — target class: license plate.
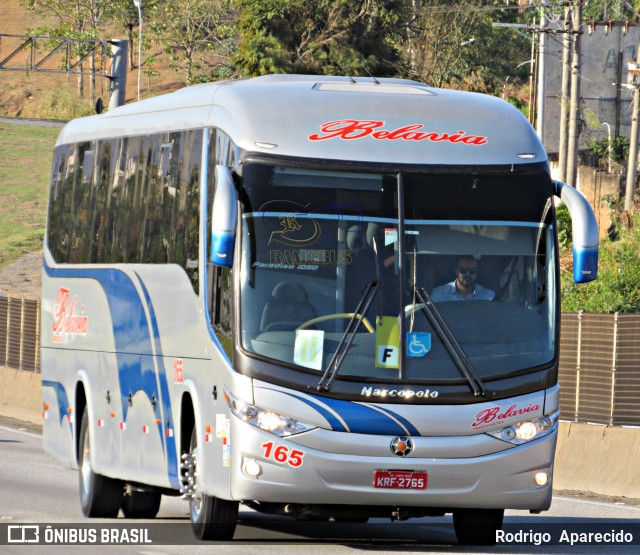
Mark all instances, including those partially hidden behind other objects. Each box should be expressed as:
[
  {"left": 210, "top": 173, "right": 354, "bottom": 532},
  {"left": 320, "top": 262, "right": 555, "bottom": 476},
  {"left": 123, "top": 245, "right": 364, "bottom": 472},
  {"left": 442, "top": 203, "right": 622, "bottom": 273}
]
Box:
[{"left": 373, "top": 470, "right": 428, "bottom": 490}]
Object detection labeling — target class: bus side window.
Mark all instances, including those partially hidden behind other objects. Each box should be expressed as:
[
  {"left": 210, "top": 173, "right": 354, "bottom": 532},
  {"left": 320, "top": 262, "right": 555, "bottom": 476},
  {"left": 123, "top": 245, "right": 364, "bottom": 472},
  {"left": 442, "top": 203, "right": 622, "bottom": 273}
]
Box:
[{"left": 211, "top": 265, "right": 234, "bottom": 360}]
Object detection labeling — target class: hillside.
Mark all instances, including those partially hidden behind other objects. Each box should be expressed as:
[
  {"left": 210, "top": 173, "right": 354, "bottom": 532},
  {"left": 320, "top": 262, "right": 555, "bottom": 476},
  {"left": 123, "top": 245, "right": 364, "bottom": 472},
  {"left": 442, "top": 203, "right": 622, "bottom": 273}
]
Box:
[{"left": 0, "top": 0, "right": 182, "bottom": 117}]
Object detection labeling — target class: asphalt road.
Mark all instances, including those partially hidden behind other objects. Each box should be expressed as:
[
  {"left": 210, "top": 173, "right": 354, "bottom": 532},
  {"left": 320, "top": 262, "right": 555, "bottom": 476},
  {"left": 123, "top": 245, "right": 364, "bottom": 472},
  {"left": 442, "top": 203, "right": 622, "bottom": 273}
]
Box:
[{"left": 1, "top": 422, "right": 639, "bottom": 554}]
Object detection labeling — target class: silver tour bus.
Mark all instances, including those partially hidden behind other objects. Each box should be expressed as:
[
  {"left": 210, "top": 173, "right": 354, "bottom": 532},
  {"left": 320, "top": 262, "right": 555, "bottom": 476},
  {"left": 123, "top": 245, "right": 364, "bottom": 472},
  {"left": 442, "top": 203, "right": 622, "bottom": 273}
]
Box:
[{"left": 41, "top": 75, "right": 598, "bottom": 545}]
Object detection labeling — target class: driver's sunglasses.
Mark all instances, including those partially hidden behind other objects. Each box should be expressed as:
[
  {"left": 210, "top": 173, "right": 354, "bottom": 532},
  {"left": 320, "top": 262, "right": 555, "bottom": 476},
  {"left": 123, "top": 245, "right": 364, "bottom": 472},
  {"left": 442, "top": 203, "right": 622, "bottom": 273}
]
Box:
[{"left": 457, "top": 267, "right": 478, "bottom": 276}]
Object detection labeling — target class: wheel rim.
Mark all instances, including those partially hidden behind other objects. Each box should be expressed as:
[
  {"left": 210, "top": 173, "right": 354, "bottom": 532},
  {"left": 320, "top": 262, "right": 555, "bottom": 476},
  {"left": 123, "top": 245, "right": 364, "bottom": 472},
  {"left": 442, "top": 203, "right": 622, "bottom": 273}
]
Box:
[
  {"left": 80, "top": 426, "right": 92, "bottom": 504},
  {"left": 189, "top": 444, "right": 203, "bottom": 522}
]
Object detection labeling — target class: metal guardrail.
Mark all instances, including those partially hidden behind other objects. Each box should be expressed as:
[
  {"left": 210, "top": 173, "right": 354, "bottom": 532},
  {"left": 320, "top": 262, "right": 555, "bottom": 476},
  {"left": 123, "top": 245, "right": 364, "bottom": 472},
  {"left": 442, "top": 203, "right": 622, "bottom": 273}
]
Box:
[
  {"left": 0, "top": 296, "right": 40, "bottom": 372},
  {"left": 0, "top": 300, "right": 638, "bottom": 426}
]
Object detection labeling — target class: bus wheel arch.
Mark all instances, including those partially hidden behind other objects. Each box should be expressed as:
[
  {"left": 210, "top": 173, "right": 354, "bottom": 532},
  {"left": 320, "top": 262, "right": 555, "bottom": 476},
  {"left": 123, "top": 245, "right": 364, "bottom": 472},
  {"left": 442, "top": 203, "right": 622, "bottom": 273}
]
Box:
[
  {"left": 78, "top": 404, "right": 124, "bottom": 517},
  {"left": 179, "top": 393, "right": 238, "bottom": 540},
  {"left": 74, "top": 383, "right": 87, "bottom": 467}
]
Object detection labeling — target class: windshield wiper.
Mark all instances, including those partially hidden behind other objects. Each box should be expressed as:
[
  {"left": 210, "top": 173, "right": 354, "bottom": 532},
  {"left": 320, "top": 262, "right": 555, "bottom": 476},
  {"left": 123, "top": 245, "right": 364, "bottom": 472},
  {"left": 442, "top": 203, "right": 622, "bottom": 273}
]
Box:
[
  {"left": 412, "top": 287, "right": 491, "bottom": 398},
  {"left": 316, "top": 279, "right": 378, "bottom": 392}
]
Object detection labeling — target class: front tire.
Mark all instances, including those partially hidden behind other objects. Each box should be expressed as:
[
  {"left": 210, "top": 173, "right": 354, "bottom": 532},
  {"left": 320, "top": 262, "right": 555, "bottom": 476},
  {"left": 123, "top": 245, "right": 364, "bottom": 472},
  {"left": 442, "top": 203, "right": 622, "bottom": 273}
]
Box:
[
  {"left": 453, "top": 508, "right": 504, "bottom": 546},
  {"left": 78, "top": 407, "right": 123, "bottom": 518},
  {"left": 187, "top": 427, "right": 238, "bottom": 540}
]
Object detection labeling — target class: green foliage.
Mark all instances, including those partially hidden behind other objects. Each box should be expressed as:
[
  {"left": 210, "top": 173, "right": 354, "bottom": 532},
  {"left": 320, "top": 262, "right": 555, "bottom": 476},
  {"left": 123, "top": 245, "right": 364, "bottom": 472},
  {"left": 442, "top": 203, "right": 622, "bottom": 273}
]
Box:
[
  {"left": 232, "top": 0, "right": 404, "bottom": 77},
  {"left": 561, "top": 211, "right": 640, "bottom": 313},
  {"left": 0, "top": 123, "right": 58, "bottom": 268},
  {"left": 555, "top": 202, "right": 573, "bottom": 252},
  {"left": 149, "top": 0, "right": 234, "bottom": 84},
  {"left": 22, "top": 88, "right": 95, "bottom": 120},
  {"left": 582, "top": 0, "right": 636, "bottom": 21},
  {"left": 586, "top": 136, "right": 629, "bottom": 168},
  {"left": 401, "top": 1, "right": 531, "bottom": 94}
]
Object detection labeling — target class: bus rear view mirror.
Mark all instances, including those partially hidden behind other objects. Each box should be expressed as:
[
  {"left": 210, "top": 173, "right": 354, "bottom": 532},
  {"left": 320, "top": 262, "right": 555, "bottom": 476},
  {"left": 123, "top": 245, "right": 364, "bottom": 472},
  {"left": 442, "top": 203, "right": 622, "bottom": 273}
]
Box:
[
  {"left": 210, "top": 165, "right": 238, "bottom": 267},
  {"left": 553, "top": 180, "right": 598, "bottom": 283}
]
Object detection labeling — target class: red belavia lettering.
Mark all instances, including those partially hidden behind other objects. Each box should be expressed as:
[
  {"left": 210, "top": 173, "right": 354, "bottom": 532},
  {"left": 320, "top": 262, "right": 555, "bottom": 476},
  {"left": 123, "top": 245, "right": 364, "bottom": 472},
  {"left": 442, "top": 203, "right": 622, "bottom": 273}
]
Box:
[
  {"left": 472, "top": 403, "right": 541, "bottom": 430},
  {"left": 52, "top": 287, "right": 89, "bottom": 342},
  {"left": 308, "top": 120, "right": 488, "bottom": 146}
]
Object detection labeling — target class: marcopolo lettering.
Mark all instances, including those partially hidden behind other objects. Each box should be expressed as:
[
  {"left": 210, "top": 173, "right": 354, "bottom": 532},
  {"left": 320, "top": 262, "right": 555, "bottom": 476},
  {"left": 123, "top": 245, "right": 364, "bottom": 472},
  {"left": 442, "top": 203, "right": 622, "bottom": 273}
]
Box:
[{"left": 361, "top": 386, "right": 439, "bottom": 399}]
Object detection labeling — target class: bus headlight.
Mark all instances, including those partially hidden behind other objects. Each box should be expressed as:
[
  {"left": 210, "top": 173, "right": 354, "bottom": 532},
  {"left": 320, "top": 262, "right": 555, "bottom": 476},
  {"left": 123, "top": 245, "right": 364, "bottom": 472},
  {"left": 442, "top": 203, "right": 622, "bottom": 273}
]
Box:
[
  {"left": 487, "top": 410, "right": 559, "bottom": 445},
  {"left": 224, "top": 388, "right": 315, "bottom": 437}
]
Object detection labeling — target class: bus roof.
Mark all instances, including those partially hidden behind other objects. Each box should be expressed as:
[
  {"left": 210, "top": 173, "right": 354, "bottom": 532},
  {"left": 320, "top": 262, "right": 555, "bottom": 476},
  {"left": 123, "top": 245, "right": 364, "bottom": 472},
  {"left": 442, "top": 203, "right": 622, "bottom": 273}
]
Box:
[{"left": 55, "top": 74, "right": 547, "bottom": 167}]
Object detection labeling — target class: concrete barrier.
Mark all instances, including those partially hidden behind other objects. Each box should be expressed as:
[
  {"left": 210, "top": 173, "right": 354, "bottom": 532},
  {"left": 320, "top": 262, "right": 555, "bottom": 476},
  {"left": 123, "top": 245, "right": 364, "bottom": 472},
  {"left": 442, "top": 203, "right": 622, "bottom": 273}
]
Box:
[
  {"left": 2, "top": 367, "right": 639, "bottom": 500},
  {"left": 555, "top": 420, "right": 640, "bottom": 499},
  {"left": 0, "top": 366, "right": 42, "bottom": 426}
]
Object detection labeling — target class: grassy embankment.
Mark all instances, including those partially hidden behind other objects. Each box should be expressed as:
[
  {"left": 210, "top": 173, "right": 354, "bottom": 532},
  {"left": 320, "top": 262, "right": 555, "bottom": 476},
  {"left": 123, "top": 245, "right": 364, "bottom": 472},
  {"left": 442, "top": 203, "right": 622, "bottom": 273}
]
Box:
[{"left": 0, "top": 122, "right": 59, "bottom": 269}]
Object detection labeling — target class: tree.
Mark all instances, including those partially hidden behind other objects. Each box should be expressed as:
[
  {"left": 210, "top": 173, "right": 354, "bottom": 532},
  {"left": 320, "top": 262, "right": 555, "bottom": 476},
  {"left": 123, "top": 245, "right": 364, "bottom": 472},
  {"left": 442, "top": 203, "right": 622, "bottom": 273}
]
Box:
[
  {"left": 402, "top": 0, "right": 530, "bottom": 93},
  {"left": 149, "top": 0, "right": 235, "bottom": 84},
  {"left": 21, "top": 0, "right": 117, "bottom": 101},
  {"left": 232, "top": 0, "right": 405, "bottom": 77},
  {"left": 559, "top": 207, "right": 640, "bottom": 313},
  {"left": 582, "top": 0, "right": 638, "bottom": 21}
]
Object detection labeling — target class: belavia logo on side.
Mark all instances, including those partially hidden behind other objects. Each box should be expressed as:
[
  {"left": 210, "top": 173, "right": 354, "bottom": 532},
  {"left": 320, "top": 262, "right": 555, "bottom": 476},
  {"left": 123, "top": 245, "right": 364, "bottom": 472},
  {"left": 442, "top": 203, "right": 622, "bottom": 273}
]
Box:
[
  {"left": 52, "top": 287, "right": 89, "bottom": 343},
  {"left": 472, "top": 403, "right": 541, "bottom": 430},
  {"left": 308, "top": 120, "right": 488, "bottom": 146}
]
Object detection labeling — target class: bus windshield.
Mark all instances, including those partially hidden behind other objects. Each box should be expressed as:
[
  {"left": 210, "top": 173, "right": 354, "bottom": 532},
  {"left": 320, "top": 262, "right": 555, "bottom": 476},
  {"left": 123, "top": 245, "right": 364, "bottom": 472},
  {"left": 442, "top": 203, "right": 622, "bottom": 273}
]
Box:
[{"left": 238, "top": 163, "right": 556, "bottom": 383}]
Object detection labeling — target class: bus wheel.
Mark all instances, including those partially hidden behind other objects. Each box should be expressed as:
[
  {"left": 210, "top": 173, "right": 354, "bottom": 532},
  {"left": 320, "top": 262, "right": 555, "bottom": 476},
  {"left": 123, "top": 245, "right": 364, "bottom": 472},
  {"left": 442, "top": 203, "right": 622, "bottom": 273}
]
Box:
[
  {"left": 121, "top": 491, "right": 162, "bottom": 519},
  {"left": 453, "top": 508, "right": 504, "bottom": 545},
  {"left": 187, "top": 427, "right": 238, "bottom": 541},
  {"left": 78, "top": 407, "right": 123, "bottom": 518}
]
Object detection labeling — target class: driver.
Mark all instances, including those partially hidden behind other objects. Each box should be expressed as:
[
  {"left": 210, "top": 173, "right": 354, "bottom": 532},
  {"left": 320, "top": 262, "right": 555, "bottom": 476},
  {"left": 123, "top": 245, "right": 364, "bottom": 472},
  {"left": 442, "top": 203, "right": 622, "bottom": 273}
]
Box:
[{"left": 431, "top": 255, "right": 495, "bottom": 302}]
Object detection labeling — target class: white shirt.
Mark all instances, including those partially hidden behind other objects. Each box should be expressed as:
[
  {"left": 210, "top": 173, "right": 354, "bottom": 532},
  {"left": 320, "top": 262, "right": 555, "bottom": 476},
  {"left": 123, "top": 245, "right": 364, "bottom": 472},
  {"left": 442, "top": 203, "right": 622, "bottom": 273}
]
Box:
[{"left": 431, "top": 281, "right": 495, "bottom": 302}]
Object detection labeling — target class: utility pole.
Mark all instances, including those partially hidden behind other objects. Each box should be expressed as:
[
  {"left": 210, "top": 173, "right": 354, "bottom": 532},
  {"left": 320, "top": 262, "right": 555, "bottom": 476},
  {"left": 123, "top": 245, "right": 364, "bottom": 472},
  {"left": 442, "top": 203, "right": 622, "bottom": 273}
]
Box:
[
  {"left": 108, "top": 40, "right": 128, "bottom": 110},
  {"left": 557, "top": 7, "right": 572, "bottom": 182},
  {"left": 536, "top": 1, "right": 547, "bottom": 141},
  {"left": 566, "top": 1, "right": 582, "bottom": 188},
  {"left": 625, "top": 52, "right": 640, "bottom": 211}
]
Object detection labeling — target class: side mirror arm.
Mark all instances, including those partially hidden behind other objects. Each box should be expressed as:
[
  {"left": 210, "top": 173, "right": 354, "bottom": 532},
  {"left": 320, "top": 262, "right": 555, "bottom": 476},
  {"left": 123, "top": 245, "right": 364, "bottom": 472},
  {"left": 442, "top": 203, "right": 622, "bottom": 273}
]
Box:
[{"left": 553, "top": 180, "right": 598, "bottom": 283}]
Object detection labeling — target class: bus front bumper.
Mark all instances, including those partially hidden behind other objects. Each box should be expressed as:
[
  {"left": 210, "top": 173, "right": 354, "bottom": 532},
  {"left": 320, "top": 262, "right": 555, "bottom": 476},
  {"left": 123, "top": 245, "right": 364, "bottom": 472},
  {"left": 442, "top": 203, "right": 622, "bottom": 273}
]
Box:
[{"left": 224, "top": 419, "right": 555, "bottom": 511}]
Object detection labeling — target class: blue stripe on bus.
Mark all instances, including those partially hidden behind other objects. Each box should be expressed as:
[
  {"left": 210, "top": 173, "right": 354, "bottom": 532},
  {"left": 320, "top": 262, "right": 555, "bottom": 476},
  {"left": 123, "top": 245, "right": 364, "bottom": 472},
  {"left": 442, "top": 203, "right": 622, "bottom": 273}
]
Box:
[
  {"left": 136, "top": 275, "right": 179, "bottom": 488},
  {"left": 310, "top": 395, "right": 413, "bottom": 436},
  {"left": 366, "top": 405, "right": 420, "bottom": 436},
  {"left": 44, "top": 262, "right": 179, "bottom": 487},
  {"left": 281, "top": 392, "right": 348, "bottom": 432},
  {"left": 282, "top": 392, "right": 420, "bottom": 436},
  {"left": 244, "top": 213, "right": 550, "bottom": 229},
  {"left": 42, "top": 379, "right": 72, "bottom": 427}
]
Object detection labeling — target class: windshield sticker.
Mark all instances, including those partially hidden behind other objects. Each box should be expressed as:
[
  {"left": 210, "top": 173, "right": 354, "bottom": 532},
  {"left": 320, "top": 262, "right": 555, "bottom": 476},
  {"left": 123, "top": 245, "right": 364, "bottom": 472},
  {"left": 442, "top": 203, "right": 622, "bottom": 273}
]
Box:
[
  {"left": 375, "top": 316, "right": 400, "bottom": 369},
  {"left": 384, "top": 228, "right": 398, "bottom": 246},
  {"left": 294, "top": 330, "right": 325, "bottom": 370},
  {"left": 309, "top": 120, "right": 488, "bottom": 146},
  {"left": 406, "top": 332, "right": 431, "bottom": 358},
  {"left": 269, "top": 214, "right": 321, "bottom": 247},
  {"left": 258, "top": 200, "right": 360, "bottom": 271}
]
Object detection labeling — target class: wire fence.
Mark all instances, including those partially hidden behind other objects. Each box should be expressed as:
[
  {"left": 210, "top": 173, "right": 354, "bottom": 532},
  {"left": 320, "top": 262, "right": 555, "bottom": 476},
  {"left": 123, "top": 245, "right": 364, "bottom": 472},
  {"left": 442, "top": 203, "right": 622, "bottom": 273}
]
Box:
[{"left": 1, "top": 299, "right": 638, "bottom": 426}]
